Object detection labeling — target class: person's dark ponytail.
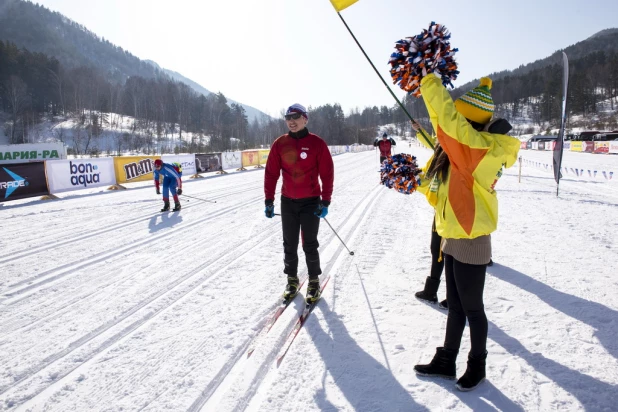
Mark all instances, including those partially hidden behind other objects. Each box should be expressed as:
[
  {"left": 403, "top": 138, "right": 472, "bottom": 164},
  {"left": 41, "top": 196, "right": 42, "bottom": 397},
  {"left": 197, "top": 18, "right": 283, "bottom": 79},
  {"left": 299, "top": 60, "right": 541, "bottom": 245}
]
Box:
[{"left": 426, "top": 143, "right": 450, "bottom": 182}]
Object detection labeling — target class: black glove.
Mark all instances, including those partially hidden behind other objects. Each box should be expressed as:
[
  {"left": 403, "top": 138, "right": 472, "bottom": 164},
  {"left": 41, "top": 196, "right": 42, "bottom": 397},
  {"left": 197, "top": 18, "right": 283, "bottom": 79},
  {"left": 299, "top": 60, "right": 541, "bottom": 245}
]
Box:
[
  {"left": 156, "top": 188, "right": 161, "bottom": 195},
  {"left": 264, "top": 199, "right": 275, "bottom": 218},
  {"left": 177, "top": 188, "right": 183, "bottom": 196},
  {"left": 485, "top": 118, "right": 513, "bottom": 135}
]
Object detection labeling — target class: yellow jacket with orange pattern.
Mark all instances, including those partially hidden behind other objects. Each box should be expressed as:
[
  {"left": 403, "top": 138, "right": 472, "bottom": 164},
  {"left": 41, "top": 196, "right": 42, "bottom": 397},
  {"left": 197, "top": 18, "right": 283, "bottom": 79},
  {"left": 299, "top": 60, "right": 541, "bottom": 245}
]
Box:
[{"left": 416, "top": 74, "right": 520, "bottom": 239}]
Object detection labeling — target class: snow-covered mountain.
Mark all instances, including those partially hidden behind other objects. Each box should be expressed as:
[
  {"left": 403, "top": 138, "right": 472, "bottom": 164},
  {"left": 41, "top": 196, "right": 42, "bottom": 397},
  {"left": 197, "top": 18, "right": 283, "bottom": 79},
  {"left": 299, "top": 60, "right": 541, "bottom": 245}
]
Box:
[
  {"left": 0, "top": 0, "right": 271, "bottom": 122},
  {"left": 145, "top": 60, "right": 270, "bottom": 122}
]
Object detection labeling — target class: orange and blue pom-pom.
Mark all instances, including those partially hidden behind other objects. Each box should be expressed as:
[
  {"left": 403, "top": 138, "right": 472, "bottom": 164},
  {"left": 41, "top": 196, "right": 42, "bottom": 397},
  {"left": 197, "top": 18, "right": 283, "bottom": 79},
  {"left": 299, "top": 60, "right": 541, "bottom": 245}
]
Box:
[
  {"left": 388, "top": 22, "right": 459, "bottom": 97},
  {"left": 379, "top": 154, "right": 422, "bottom": 194}
]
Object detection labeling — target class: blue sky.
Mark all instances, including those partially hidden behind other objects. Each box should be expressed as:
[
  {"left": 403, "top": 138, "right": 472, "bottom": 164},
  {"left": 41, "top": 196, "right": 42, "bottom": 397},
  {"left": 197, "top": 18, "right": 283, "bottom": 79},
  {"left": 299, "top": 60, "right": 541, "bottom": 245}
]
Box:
[{"left": 36, "top": 0, "right": 617, "bottom": 117}]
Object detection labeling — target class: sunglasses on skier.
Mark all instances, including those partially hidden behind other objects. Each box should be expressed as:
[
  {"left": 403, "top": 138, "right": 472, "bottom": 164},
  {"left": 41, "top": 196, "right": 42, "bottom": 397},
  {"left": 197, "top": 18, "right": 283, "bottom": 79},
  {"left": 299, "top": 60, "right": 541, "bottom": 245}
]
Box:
[{"left": 284, "top": 113, "right": 303, "bottom": 121}]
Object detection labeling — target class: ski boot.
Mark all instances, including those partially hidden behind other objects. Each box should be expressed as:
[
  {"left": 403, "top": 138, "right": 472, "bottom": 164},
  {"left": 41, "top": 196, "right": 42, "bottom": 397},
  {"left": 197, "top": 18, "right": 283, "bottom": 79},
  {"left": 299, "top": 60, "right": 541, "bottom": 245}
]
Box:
[
  {"left": 306, "top": 278, "right": 321, "bottom": 304},
  {"left": 172, "top": 201, "right": 181, "bottom": 211},
  {"left": 282, "top": 276, "right": 299, "bottom": 301},
  {"left": 160, "top": 201, "right": 170, "bottom": 212}
]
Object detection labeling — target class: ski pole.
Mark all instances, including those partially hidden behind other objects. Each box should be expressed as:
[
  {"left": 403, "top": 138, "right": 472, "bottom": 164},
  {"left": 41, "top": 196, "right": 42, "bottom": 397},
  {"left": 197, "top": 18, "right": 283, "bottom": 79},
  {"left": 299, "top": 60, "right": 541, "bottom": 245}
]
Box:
[
  {"left": 181, "top": 194, "right": 216, "bottom": 203},
  {"left": 323, "top": 217, "right": 355, "bottom": 256},
  {"left": 273, "top": 214, "right": 355, "bottom": 256}
]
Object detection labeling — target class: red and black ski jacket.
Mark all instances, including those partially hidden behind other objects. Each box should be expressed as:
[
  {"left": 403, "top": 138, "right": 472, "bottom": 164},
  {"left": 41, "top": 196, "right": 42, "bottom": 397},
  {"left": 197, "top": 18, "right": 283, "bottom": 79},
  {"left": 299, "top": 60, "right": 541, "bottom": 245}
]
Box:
[{"left": 264, "top": 128, "right": 334, "bottom": 204}]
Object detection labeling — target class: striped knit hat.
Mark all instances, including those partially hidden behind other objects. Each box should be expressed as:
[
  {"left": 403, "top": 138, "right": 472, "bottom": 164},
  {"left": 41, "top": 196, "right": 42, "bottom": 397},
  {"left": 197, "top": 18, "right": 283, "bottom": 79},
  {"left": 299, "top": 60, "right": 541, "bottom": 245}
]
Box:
[{"left": 454, "top": 77, "right": 494, "bottom": 125}]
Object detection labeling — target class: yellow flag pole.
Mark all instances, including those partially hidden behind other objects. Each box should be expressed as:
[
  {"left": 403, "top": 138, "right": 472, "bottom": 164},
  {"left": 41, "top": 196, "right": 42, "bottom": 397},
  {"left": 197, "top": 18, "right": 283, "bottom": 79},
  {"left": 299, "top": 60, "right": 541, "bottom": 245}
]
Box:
[{"left": 335, "top": 11, "right": 434, "bottom": 149}]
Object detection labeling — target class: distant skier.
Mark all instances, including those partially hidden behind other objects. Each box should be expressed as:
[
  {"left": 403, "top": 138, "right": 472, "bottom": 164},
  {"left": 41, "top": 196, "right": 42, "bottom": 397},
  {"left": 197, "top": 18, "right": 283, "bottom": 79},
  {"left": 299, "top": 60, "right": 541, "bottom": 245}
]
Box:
[
  {"left": 153, "top": 159, "right": 183, "bottom": 212},
  {"left": 373, "top": 132, "right": 397, "bottom": 163},
  {"left": 264, "top": 103, "right": 334, "bottom": 305}
]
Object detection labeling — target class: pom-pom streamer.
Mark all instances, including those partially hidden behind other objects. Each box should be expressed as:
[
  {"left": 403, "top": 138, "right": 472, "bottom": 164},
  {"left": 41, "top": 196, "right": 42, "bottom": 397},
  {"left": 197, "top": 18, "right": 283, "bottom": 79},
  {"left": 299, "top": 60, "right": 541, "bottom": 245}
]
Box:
[
  {"left": 379, "top": 153, "right": 422, "bottom": 194},
  {"left": 389, "top": 22, "right": 459, "bottom": 97}
]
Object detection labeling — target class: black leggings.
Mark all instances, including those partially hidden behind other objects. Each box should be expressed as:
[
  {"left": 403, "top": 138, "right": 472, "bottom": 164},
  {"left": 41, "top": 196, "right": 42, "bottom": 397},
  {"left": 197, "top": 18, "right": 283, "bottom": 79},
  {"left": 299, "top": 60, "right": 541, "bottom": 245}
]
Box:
[
  {"left": 429, "top": 221, "right": 444, "bottom": 281},
  {"left": 280, "top": 196, "right": 321, "bottom": 278},
  {"left": 443, "top": 254, "right": 488, "bottom": 356}
]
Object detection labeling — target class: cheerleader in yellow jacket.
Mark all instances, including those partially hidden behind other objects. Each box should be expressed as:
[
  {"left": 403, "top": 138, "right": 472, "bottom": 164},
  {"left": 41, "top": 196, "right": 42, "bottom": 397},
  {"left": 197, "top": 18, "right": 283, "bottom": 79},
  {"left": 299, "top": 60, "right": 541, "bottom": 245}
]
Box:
[{"left": 413, "top": 74, "right": 520, "bottom": 391}]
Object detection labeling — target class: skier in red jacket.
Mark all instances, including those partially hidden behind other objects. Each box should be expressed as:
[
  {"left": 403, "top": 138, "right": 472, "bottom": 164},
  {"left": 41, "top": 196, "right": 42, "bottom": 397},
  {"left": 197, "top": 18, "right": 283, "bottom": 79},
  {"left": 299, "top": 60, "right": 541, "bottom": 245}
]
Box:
[
  {"left": 374, "top": 132, "right": 397, "bottom": 163},
  {"left": 264, "top": 103, "right": 334, "bottom": 304}
]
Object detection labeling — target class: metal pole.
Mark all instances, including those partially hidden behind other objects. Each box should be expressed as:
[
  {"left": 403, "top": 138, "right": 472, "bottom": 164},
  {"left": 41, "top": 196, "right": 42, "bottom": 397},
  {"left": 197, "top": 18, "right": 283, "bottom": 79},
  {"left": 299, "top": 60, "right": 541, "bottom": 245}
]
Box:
[
  {"left": 323, "top": 217, "right": 355, "bottom": 256},
  {"left": 336, "top": 12, "right": 434, "bottom": 150}
]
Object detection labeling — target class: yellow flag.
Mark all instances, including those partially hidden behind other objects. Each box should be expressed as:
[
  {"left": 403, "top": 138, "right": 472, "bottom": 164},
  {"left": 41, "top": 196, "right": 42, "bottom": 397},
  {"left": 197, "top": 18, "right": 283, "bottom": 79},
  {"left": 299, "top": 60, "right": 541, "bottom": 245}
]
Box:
[{"left": 330, "top": 0, "right": 359, "bottom": 12}]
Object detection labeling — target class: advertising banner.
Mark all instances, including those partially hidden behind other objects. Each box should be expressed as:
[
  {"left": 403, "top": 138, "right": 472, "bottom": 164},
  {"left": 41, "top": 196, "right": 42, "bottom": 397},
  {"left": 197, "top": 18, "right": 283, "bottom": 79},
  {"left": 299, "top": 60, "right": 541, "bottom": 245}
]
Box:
[
  {"left": 258, "top": 149, "right": 270, "bottom": 166},
  {"left": 195, "top": 153, "right": 223, "bottom": 173},
  {"left": 46, "top": 158, "right": 115, "bottom": 194},
  {"left": 609, "top": 142, "right": 618, "bottom": 154},
  {"left": 593, "top": 142, "right": 609, "bottom": 154},
  {"left": 0, "top": 162, "right": 49, "bottom": 202},
  {"left": 161, "top": 154, "right": 196, "bottom": 176},
  {"left": 538, "top": 142, "right": 545, "bottom": 150},
  {"left": 582, "top": 141, "right": 594, "bottom": 153},
  {"left": 221, "top": 151, "right": 241, "bottom": 170},
  {"left": 564, "top": 141, "right": 571, "bottom": 150},
  {"left": 0, "top": 143, "right": 67, "bottom": 164},
  {"left": 114, "top": 156, "right": 157, "bottom": 184},
  {"left": 241, "top": 150, "right": 259, "bottom": 168},
  {"left": 570, "top": 141, "right": 583, "bottom": 152}
]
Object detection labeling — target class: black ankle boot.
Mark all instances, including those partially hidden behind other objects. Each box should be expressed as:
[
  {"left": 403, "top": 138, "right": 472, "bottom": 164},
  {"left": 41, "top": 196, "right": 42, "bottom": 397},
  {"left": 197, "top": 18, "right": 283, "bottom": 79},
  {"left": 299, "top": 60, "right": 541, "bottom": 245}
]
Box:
[
  {"left": 160, "top": 201, "right": 170, "bottom": 212},
  {"left": 456, "top": 351, "right": 487, "bottom": 391},
  {"left": 414, "top": 347, "right": 458, "bottom": 379},
  {"left": 415, "top": 277, "right": 440, "bottom": 303}
]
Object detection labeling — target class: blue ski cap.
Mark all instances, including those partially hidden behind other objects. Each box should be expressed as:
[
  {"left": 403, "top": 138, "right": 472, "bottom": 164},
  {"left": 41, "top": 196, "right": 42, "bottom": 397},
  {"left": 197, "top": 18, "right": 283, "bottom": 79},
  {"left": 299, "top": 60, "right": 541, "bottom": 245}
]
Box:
[{"left": 286, "top": 103, "right": 308, "bottom": 119}]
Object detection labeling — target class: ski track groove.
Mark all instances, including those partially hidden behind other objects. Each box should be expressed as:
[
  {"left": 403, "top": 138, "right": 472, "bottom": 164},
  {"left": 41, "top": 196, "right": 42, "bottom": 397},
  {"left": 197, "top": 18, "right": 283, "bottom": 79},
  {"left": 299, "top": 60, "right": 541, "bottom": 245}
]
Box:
[
  {"left": 0, "top": 193, "right": 264, "bottom": 303},
  {"left": 0, "top": 213, "right": 265, "bottom": 337},
  {"left": 0, "top": 184, "right": 261, "bottom": 274},
  {"left": 192, "top": 181, "right": 384, "bottom": 412},
  {"left": 0, "top": 203, "right": 270, "bottom": 340},
  {"left": 0, "top": 211, "right": 285, "bottom": 402}
]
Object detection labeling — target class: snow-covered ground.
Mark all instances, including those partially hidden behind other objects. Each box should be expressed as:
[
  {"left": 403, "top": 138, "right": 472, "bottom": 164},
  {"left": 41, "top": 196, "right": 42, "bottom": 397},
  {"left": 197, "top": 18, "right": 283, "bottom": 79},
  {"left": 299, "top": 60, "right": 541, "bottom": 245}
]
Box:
[{"left": 1, "top": 143, "right": 617, "bottom": 411}]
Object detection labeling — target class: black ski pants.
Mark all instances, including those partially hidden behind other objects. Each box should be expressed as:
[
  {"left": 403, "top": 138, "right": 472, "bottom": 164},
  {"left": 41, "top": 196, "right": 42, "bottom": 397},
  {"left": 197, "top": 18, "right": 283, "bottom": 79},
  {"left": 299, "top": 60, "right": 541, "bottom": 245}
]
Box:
[
  {"left": 443, "top": 253, "right": 488, "bottom": 357},
  {"left": 280, "top": 196, "right": 321, "bottom": 279}
]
